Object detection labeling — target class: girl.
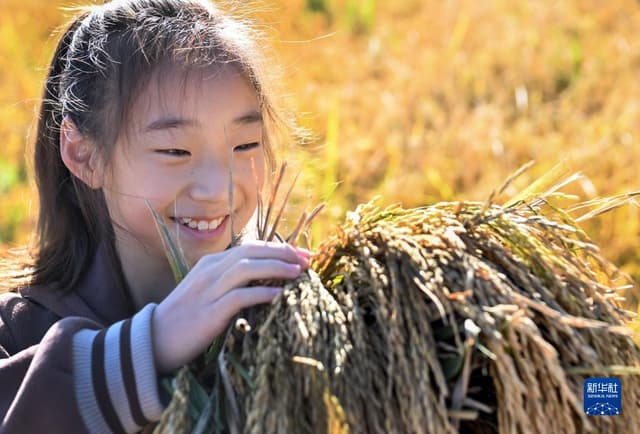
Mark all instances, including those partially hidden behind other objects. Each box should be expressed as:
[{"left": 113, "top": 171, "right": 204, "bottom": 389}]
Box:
[{"left": 0, "top": 0, "right": 310, "bottom": 432}]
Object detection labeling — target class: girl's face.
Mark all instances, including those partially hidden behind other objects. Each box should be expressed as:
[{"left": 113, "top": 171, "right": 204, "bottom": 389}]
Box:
[{"left": 102, "top": 66, "right": 266, "bottom": 267}]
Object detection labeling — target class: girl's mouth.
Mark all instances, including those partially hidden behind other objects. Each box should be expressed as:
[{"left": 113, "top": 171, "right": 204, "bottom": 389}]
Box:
[
  {"left": 176, "top": 216, "right": 226, "bottom": 231},
  {"left": 169, "top": 215, "right": 230, "bottom": 240}
]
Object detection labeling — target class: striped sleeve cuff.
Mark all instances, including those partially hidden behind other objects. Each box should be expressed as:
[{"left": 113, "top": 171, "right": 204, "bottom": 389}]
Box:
[{"left": 72, "top": 303, "right": 165, "bottom": 433}]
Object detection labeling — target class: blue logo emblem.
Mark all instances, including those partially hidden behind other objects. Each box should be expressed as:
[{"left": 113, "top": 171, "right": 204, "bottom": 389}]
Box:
[{"left": 583, "top": 378, "right": 621, "bottom": 416}]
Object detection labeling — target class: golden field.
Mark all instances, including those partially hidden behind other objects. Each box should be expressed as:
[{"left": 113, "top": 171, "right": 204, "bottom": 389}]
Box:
[{"left": 1, "top": 0, "right": 640, "bottom": 314}]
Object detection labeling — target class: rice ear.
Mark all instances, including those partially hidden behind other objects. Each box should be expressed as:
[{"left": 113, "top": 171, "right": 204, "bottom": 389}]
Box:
[{"left": 154, "top": 169, "right": 640, "bottom": 434}]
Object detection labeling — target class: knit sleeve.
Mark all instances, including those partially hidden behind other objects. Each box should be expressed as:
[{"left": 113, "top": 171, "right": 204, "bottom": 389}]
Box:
[{"left": 0, "top": 303, "right": 165, "bottom": 433}]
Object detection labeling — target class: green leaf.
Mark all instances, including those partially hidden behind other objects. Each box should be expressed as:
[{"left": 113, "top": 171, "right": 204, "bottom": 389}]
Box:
[
  {"left": 205, "top": 337, "right": 225, "bottom": 366},
  {"left": 438, "top": 354, "right": 464, "bottom": 380},
  {"left": 227, "top": 352, "right": 254, "bottom": 388},
  {"left": 434, "top": 324, "right": 456, "bottom": 341},
  {"left": 146, "top": 199, "right": 189, "bottom": 282},
  {"left": 191, "top": 388, "right": 216, "bottom": 434},
  {"left": 188, "top": 375, "right": 210, "bottom": 413}
]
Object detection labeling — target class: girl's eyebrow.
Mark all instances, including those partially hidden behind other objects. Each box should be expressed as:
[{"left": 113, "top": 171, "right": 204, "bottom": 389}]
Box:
[
  {"left": 232, "top": 109, "right": 262, "bottom": 125},
  {"left": 143, "top": 116, "right": 199, "bottom": 132},
  {"left": 142, "top": 109, "right": 262, "bottom": 133}
]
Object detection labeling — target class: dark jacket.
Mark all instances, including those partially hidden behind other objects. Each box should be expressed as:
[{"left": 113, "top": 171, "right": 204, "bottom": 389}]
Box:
[{"left": 0, "top": 243, "right": 166, "bottom": 433}]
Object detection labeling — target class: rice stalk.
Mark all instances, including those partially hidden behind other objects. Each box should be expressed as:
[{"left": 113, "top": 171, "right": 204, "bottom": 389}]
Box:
[
  {"left": 152, "top": 161, "right": 325, "bottom": 434},
  {"left": 154, "top": 169, "right": 640, "bottom": 434}
]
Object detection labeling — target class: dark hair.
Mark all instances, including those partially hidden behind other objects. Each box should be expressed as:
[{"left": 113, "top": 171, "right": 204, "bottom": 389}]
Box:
[{"left": 7, "top": 0, "right": 290, "bottom": 293}]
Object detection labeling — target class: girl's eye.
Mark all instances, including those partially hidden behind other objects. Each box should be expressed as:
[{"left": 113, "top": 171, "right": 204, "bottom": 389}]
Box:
[
  {"left": 234, "top": 142, "right": 260, "bottom": 152},
  {"left": 156, "top": 149, "right": 191, "bottom": 157}
]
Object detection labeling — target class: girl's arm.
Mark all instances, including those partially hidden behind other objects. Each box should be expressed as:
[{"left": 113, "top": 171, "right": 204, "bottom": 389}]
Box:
[
  {"left": 1, "top": 240, "right": 309, "bottom": 433},
  {"left": 0, "top": 304, "right": 164, "bottom": 433}
]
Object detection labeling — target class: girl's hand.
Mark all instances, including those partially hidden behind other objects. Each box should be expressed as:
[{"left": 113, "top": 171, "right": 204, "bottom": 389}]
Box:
[{"left": 152, "top": 241, "right": 310, "bottom": 374}]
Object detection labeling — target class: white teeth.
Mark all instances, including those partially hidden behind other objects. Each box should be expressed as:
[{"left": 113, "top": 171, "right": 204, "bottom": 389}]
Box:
[
  {"left": 208, "top": 218, "right": 223, "bottom": 230},
  {"left": 179, "top": 216, "right": 225, "bottom": 231},
  {"left": 197, "top": 221, "right": 208, "bottom": 230}
]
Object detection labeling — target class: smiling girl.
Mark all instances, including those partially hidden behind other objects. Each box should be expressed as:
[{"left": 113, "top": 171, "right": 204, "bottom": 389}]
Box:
[{"left": 0, "top": 1, "right": 309, "bottom": 432}]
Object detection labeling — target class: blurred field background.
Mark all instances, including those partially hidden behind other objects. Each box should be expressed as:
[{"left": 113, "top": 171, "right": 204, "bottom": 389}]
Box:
[{"left": 1, "top": 0, "right": 640, "bottom": 313}]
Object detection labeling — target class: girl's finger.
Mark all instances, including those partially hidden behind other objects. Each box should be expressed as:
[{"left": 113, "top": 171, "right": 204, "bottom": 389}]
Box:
[
  {"left": 204, "top": 241, "right": 308, "bottom": 271},
  {"left": 211, "top": 258, "right": 302, "bottom": 299},
  {"left": 213, "top": 286, "right": 282, "bottom": 316}
]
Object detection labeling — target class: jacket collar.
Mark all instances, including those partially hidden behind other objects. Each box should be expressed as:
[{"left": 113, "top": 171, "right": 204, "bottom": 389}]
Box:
[{"left": 20, "top": 242, "right": 136, "bottom": 326}]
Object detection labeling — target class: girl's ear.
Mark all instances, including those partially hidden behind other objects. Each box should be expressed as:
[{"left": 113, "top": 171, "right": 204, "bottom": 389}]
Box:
[{"left": 60, "top": 116, "right": 103, "bottom": 189}]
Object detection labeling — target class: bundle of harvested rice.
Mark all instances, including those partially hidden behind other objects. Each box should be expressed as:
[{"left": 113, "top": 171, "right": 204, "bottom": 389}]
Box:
[{"left": 153, "top": 172, "right": 640, "bottom": 434}]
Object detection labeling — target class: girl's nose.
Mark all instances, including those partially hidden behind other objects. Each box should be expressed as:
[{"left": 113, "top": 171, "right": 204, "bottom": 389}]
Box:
[{"left": 188, "top": 159, "right": 230, "bottom": 203}]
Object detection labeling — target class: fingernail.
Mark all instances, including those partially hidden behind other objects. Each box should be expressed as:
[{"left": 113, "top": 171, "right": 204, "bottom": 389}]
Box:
[
  {"left": 288, "top": 263, "right": 301, "bottom": 274},
  {"left": 296, "top": 247, "right": 312, "bottom": 257},
  {"left": 272, "top": 287, "right": 283, "bottom": 296},
  {"left": 299, "top": 256, "right": 310, "bottom": 269}
]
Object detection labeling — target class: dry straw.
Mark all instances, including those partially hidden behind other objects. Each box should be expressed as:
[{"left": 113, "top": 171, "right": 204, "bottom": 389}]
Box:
[{"left": 151, "top": 165, "right": 640, "bottom": 434}]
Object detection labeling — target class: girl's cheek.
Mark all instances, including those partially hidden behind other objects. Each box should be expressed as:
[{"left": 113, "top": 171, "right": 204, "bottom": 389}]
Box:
[{"left": 244, "top": 154, "right": 267, "bottom": 189}]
